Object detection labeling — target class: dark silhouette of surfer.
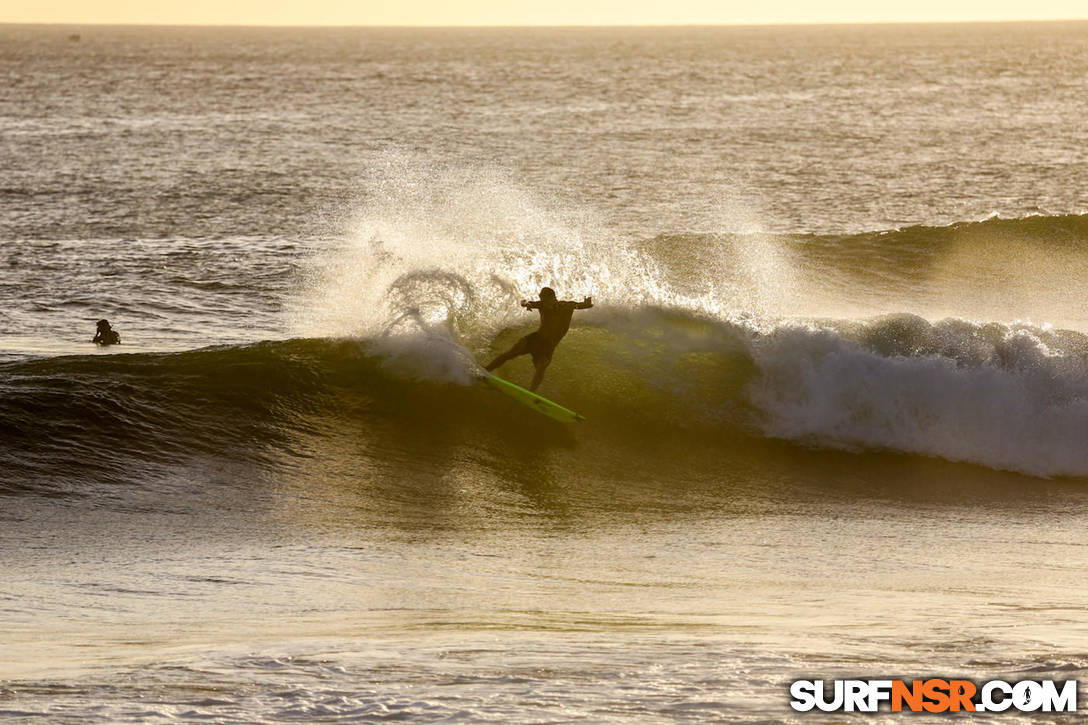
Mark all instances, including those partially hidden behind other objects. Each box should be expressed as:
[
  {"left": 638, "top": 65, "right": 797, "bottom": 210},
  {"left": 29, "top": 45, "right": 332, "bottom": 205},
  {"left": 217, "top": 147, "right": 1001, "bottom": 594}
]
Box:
[
  {"left": 486, "top": 287, "right": 592, "bottom": 391},
  {"left": 92, "top": 319, "right": 121, "bottom": 345}
]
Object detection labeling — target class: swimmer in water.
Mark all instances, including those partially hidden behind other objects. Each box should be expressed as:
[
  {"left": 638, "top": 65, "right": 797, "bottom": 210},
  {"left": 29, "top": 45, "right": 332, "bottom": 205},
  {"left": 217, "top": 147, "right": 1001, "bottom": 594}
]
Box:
[{"left": 92, "top": 319, "right": 121, "bottom": 345}]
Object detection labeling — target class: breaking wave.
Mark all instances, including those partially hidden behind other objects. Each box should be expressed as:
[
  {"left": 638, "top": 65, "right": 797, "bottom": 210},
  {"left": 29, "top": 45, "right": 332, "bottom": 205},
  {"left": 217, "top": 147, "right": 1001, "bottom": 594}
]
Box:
[{"left": 3, "top": 305, "right": 1087, "bottom": 500}]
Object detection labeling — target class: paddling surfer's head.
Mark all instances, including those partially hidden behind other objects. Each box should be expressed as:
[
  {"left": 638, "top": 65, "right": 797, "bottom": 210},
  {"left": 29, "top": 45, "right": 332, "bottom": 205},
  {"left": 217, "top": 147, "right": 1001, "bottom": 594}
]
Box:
[
  {"left": 539, "top": 287, "right": 556, "bottom": 303},
  {"left": 92, "top": 319, "right": 121, "bottom": 345}
]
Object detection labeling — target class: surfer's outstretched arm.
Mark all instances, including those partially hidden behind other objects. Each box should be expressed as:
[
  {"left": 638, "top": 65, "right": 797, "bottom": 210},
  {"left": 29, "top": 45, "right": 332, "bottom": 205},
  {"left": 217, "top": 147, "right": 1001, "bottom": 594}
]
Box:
[
  {"left": 520, "top": 299, "right": 541, "bottom": 310},
  {"left": 574, "top": 296, "right": 593, "bottom": 309}
]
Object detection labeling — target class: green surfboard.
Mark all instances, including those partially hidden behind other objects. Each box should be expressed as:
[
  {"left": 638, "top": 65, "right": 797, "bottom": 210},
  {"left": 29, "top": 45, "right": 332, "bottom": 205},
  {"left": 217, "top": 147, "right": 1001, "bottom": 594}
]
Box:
[{"left": 483, "top": 373, "right": 586, "bottom": 423}]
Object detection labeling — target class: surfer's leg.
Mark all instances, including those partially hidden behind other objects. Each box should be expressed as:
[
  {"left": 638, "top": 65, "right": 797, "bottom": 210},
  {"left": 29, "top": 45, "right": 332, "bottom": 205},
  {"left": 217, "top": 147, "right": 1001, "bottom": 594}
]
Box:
[
  {"left": 528, "top": 347, "right": 553, "bottom": 391},
  {"left": 485, "top": 336, "right": 530, "bottom": 371},
  {"left": 529, "top": 359, "right": 549, "bottom": 391}
]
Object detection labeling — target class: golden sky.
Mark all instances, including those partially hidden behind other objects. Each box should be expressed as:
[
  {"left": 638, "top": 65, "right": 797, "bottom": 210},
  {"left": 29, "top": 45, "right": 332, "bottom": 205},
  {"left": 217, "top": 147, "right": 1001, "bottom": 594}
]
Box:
[{"left": 5, "top": 0, "right": 1087, "bottom": 26}]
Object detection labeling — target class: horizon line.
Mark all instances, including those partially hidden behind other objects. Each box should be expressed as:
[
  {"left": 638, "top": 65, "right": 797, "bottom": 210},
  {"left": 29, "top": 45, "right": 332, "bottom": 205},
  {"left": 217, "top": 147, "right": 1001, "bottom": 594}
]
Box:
[{"left": 3, "top": 17, "right": 1087, "bottom": 30}]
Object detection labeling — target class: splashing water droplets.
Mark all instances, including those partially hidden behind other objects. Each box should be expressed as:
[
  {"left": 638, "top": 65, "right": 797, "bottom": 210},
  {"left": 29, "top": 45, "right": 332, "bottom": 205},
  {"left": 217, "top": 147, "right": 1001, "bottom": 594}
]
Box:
[{"left": 296, "top": 154, "right": 703, "bottom": 350}]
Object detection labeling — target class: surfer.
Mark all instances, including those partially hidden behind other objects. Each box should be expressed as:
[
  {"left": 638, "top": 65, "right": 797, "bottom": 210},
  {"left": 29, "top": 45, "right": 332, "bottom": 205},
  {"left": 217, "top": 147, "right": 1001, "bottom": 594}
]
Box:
[
  {"left": 92, "top": 319, "right": 121, "bottom": 345},
  {"left": 485, "top": 287, "right": 592, "bottom": 391}
]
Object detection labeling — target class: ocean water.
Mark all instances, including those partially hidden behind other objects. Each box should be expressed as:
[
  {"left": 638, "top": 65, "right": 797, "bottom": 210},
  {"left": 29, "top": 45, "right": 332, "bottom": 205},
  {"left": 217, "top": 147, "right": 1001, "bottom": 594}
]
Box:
[{"left": 2, "top": 22, "right": 1088, "bottom": 722}]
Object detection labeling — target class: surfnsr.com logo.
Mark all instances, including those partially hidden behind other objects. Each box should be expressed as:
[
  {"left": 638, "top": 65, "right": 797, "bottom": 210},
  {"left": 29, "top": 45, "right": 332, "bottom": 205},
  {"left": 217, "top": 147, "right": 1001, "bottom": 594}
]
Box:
[{"left": 789, "top": 679, "right": 1077, "bottom": 713}]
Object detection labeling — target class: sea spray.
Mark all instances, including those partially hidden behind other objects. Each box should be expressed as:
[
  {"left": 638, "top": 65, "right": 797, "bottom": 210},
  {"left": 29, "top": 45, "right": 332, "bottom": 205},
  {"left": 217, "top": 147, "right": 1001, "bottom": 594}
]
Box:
[{"left": 294, "top": 153, "right": 787, "bottom": 346}]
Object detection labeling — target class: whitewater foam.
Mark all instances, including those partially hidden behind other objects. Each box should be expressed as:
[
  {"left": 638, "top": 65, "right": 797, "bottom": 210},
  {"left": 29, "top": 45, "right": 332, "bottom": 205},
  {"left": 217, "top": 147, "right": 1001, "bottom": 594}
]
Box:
[
  {"left": 748, "top": 317, "right": 1088, "bottom": 478},
  {"left": 369, "top": 327, "right": 480, "bottom": 386}
]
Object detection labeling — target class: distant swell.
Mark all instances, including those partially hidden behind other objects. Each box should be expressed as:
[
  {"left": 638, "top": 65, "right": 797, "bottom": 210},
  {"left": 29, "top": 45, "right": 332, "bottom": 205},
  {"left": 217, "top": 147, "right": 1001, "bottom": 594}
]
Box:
[
  {"left": 653, "top": 212, "right": 1088, "bottom": 254},
  {"left": 816, "top": 212, "right": 1088, "bottom": 250},
  {"left": 4, "top": 305, "right": 1088, "bottom": 497}
]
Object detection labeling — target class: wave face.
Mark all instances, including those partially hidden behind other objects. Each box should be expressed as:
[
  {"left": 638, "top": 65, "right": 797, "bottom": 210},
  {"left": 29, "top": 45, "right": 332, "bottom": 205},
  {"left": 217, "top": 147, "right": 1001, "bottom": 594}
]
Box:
[
  {"left": 0, "top": 340, "right": 353, "bottom": 497},
  {"left": 4, "top": 305, "right": 1087, "bottom": 501}
]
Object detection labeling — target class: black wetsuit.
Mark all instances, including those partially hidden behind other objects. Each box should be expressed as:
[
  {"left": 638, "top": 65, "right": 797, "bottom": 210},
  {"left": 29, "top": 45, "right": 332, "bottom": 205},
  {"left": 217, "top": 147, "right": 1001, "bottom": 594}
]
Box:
[
  {"left": 520, "top": 299, "right": 586, "bottom": 364},
  {"left": 93, "top": 330, "right": 121, "bottom": 345}
]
